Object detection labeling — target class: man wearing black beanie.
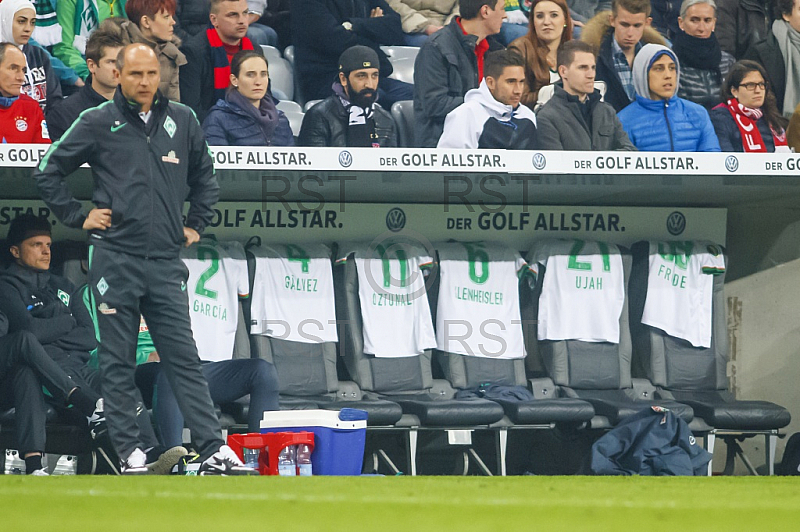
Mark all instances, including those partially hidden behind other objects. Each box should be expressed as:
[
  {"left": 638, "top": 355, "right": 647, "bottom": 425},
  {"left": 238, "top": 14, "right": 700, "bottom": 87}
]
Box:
[{"left": 299, "top": 45, "right": 398, "bottom": 147}]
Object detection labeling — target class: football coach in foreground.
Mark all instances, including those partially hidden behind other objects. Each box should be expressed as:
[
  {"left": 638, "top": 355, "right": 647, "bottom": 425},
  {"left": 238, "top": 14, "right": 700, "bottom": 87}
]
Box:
[{"left": 33, "top": 43, "right": 254, "bottom": 476}]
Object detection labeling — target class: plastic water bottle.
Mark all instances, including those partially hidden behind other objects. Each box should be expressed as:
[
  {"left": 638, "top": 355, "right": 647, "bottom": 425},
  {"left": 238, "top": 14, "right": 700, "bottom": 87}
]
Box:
[
  {"left": 243, "top": 448, "right": 259, "bottom": 470},
  {"left": 296, "top": 444, "right": 312, "bottom": 476},
  {"left": 278, "top": 445, "right": 296, "bottom": 476}
]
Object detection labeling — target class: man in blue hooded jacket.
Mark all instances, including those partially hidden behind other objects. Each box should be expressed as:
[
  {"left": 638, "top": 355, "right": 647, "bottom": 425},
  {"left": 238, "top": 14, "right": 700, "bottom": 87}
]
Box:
[{"left": 617, "top": 43, "right": 721, "bottom": 151}]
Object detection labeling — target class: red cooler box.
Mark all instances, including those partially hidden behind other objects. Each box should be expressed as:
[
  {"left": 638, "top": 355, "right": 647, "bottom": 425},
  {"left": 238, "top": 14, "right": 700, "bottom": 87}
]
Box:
[{"left": 260, "top": 409, "right": 368, "bottom": 476}]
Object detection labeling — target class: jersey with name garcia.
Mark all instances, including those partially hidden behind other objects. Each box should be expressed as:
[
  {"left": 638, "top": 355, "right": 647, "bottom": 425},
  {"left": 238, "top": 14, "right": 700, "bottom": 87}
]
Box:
[
  {"left": 338, "top": 242, "right": 436, "bottom": 357},
  {"left": 250, "top": 243, "right": 338, "bottom": 344},
  {"left": 435, "top": 241, "right": 529, "bottom": 359},
  {"left": 642, "top": 241, "right": 725, "bottom": 348},
  {"left": 530, "top": 239, "right": 625, "bottom": 343},
  {"left": 181, "top": 239, "right": 248, "bottom": 361}
]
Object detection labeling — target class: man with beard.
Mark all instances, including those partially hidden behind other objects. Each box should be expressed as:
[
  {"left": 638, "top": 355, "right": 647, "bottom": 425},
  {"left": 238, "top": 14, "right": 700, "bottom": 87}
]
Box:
[
  {"left": 674, "top": 0, "right": 735, "bottom": 109},
  {"left": 298, "top": 45, "right": 397, "bottom": 147}
]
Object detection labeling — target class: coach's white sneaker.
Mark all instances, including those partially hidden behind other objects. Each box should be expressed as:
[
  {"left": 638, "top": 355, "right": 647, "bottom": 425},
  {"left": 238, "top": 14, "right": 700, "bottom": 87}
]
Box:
[
  {"left": 198, "top": 445, "right": 259, "bottom": 476},
  {"left": 121, "top": 448, "right": 149, "bottom": 475}
]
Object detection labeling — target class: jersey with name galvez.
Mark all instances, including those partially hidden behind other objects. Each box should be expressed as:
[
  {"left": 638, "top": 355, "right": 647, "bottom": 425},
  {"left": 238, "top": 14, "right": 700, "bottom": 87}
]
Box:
[
  {"left": 181, "top": 239, "right": 248, "bottom": 361},
  {"left": 250, "top": 243, "right": 338, "bottom": 343},
  {"left": 435, "top": 241, "right": 529, "bottom": 359},
  {"left": 337, "top": 242, "right": 436, "bottom": 357},
  {"left": 642, "top": 241, "right": 725, "bottom": 348},
  {"left": 530, "top": 239, "right": 625, "bottom": 343}
]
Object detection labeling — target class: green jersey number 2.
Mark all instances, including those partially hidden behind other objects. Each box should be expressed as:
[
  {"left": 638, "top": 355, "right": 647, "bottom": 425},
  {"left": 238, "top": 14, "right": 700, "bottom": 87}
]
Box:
[{"left": 195, "top": 245, "right": 220, "bottom": 300}]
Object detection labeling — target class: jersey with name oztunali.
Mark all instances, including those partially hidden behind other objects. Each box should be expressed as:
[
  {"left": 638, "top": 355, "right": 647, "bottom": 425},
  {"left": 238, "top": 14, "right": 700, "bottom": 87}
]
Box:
[
  {"left": 338, "top": 242, "right": 436, "bottom": 357},
  {"left": 435, "top": 241, "right": 529, "bottom": 359},
  {"left": 530, "top": 239, "right": 625, "bottom": 343},
  {"left": 249, "top": 243, "right": 338, "bottom": 344},
  {"left": 642, "top": 241, "right": 726, "bottom": 348},
  {"left": 181, "top": 239, "right": 249, "bottom": 361}
]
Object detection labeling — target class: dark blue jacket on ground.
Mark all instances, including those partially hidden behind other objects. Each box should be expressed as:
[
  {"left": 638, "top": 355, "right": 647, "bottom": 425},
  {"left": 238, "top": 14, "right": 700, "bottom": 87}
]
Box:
[{"left": 586, "top": 406, "right": 712, "bottom": 476}]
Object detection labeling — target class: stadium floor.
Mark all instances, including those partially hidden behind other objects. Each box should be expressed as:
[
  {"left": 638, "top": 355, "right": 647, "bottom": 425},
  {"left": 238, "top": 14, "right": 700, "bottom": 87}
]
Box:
[{"left": 3, "top": 476, "right": 799, "bottom": 530}]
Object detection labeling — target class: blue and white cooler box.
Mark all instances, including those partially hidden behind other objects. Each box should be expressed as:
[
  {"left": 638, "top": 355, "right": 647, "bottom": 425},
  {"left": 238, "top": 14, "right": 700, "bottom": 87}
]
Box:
[{"left": 260, "top": 409, "right": 368, "bottom": 476}]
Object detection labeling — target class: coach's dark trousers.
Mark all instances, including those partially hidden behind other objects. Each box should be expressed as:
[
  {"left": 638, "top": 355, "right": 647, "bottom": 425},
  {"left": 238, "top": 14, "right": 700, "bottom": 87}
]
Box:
[{"left": 89, "top": 246, "right": 224, "bottom": 460}]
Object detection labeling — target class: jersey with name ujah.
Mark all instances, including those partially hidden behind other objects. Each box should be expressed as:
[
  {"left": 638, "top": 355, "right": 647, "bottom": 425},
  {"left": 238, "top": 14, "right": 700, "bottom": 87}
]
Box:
[
  {"left": 337, "top": 242, "right": 436, "bottom": 357},
  {"left": 642, "top": 241, "right": 725, "bottom": 348},
  {"left": 530, "top": 239, "right": 625, "bottom": 343},
  {"left": 250, "top": 243, "right": 338, "bottom": 343},
  {"left": 435, "top": 241, "right": 529, "bottom": 359},
  {"left": 181, "top": 239, "right": 248, "bottom": 361}
]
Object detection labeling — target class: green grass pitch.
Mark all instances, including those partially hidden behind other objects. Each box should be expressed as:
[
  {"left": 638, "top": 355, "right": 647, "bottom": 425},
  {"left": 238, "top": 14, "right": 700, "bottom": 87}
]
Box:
[{"left": 3, "top": 476, "right": 800, "bottom": 531}]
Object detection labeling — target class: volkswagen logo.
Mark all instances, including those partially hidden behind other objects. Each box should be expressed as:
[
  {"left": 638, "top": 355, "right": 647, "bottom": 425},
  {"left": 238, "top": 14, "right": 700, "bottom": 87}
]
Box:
[
  {"left": 666, "top": 211, "right": 686, "bottom": 236},
  {"left": 385, "top": 208, "right": 406, "bottom": 232},
  {"left": 725, "top": 155, "right": 739, "bottom": 173},
  {"left": 532, "top": 152, "right": 547, "bottom": 170},
  {"left": 338, "top": 150, "right": 353, "bottom": 168}
]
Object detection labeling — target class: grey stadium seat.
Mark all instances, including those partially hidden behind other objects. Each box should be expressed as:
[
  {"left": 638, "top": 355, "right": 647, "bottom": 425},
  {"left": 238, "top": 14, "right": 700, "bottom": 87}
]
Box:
[
  {"left": 282, "top": 110, "right": 304, "bottom": 138},
  {"left": 266, "top": 55, "right": 294, "bottom": 101},
  {"left": 629, "top": 241, "right": 791, "bottom": 475},
  {"left": 334, "top": 246, "right": 506, "bottom": 475},
  {"left": 244, "top": 242, "right": 404, "bottom": 426},
  {"left": 391, "top": 100, "right": 415, "bottom": 148},
  {"left": 524, "top": 242, "right": 695, "bottom": 429},
  {"left": 276, "top": 100, "right": 302, "bottom": 114}
]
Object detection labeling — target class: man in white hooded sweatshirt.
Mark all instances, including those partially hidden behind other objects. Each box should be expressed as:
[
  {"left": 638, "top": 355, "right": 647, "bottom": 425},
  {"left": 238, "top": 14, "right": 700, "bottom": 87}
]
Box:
[{"left": 438, "top": 49, "right": 537, "bottom": 149}]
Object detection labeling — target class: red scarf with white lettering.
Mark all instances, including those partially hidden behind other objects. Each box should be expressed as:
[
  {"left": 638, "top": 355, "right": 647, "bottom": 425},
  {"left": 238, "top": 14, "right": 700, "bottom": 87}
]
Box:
[{"left": 725, "top": 98, "right": 788, "bottom": 152}]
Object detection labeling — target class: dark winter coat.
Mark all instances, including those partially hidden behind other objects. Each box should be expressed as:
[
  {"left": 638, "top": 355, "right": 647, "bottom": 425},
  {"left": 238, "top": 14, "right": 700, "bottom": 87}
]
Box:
[
  {"left": 717, "top": 0, "right": 775, "bottom": 59},
  {"left": 709, "top": 104, "right": 780, "bottom": 152},
  {"left": 202, "top": 95, "right": 295, "bottom": 146},
  {"left": 298, "top": 94, "right": 397, "bottom": 147},
  {"left": 46, "top": 79, "right": 108, "bottom": 141},
  {"left": 744, "top": 32, "right": 787, "bottom": 114}
]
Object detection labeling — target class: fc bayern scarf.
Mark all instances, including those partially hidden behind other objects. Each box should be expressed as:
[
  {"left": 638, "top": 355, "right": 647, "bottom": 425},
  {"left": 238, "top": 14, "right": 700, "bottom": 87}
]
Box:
[
  {"left": 725, "top": 98, "right": 788, "bottom": 152},
  {"left": 207, "top": 28, "right": 254, "bottom": 103}
]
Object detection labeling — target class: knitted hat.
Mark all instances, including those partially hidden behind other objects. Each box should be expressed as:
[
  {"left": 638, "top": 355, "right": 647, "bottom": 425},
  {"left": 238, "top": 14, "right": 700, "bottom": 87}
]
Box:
[{"left": 6, "top": 214, "right": 51, "bottom": 247}]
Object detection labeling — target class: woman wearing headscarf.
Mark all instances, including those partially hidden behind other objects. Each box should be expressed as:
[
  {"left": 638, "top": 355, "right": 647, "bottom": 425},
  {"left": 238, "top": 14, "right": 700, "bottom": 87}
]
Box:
[
  {"left": 0, "top": 0, "right": 62, "bottom": 112},
  {"left": 202, "top": 50, "right": 294, "bottom": 146},
  {"left": 710, "top": 60, "right": 790, "bottom": 152}
]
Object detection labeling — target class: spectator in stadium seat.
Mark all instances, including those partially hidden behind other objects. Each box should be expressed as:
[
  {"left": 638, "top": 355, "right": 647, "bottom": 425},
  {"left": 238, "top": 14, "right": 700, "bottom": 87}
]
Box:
[
  {"left": 385, "top": 0, "right": 460, "bottom": 47},
  {"left": 618, "top": 43, "right": 721, "bottom": 151},
  {"left": 203, "top": 50, "right": 294, "bottom": 145},
  {"left": 0, "top": 43, "right": 50, "bottom": 143},
  {"left": 710, "top": 60, "right": 790, "bottom": 152},
  {"left": 291, "top": 0, "right": 412, "bottom": 107},
  {"left": 438, "top": 49, "right": 538, "bottom": 148},
  {"left": 414, "top": 0, "right": 506, "bottom": 147},
  {"left": 673, "top": 0, "right": 735, "bottom": 110},
  {"left": 100, "top": 0, "right": 187, "bottom": 102},
  {"left": 243, "top": 1, "right": 280, "bottom": 48},
  {"left": 744, "top": 0, "right": 800, "bottom": 117},
  {"left": 0, "top": 0, "right": 63, "bottom": 113},
  {"left": 508, "top": 0, "right": 573, "bottom": 110},
  {"left": 0, "top": 214, "right": 186, "bottom": 475},
  {"left": 54, "top": 0, "right": 127, "bottom": 82},
  {"left": 581, "top": 0, "right": 666, "bottom": 112},
  {"left": 47, "top": 21, "right": 125, "bottom": 140},
  {"left": 717, "top": 0, "right": 776, "bottom": 60},
  {"left": 788, "top": 102, "right": 800, "bottom": 151},
  {"left": 536, "top": 40, "right": 635, "bottom": 150},
  {"left": 299, "top": 46, "right": 397, "bottom": 146},
  {"left": 180, "top": 0, "right": 259, "bottom": 123}
]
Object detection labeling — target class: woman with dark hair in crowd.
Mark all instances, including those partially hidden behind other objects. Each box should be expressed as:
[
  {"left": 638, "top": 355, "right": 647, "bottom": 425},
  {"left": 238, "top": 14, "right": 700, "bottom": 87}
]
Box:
[
  {"left": 508, "top": 0, "right": 573, "bottom": 110},
  {"left": 710, "top": 60, "right": 791, "bottom": 152},
  {"left": 105, "top": 0, "right": 186, "bottom": 101},
  {"left": 202, "top": 50, "right": 294, "bottom": 146}
]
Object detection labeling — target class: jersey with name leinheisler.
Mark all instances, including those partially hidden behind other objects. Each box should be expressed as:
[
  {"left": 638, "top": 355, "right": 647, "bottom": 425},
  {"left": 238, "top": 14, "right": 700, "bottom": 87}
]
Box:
[
  {"left": 435, "top": 241, "right": 530, "bottom": 359},
  {"left": 530, "top": 239, "right": 625, "bottom": 343},
  {"left": 250, "top": 243, "right": 338, "bottom": 344},
  {"left": 181, "top": 239, "right": 249, "bottom": 361},
  {"left": 642, "top": 241, "right": 726, "bottom": 348},
  {"left": 337, "top": 241, "right": 436, "bottom": 357}
]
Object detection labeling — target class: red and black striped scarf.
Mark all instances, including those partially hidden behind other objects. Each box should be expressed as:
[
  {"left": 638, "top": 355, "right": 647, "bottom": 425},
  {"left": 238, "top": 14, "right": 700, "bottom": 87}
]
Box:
[{"left": 207, "top": 28, "right": 254, "bottom": 103}]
